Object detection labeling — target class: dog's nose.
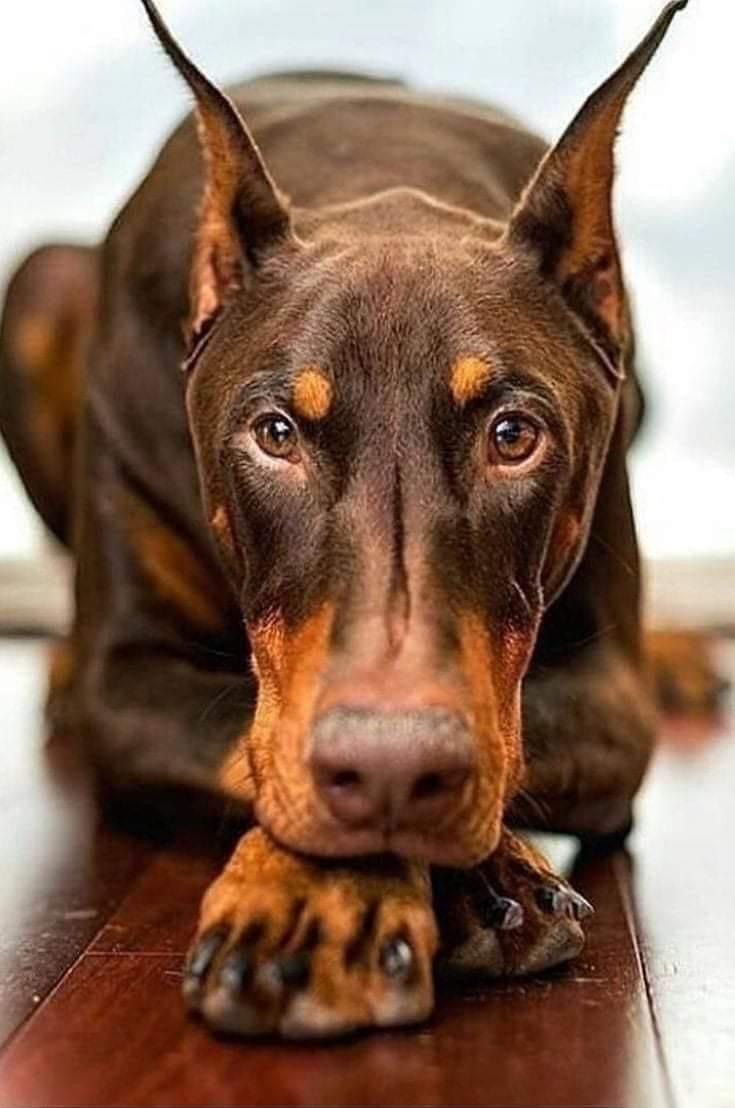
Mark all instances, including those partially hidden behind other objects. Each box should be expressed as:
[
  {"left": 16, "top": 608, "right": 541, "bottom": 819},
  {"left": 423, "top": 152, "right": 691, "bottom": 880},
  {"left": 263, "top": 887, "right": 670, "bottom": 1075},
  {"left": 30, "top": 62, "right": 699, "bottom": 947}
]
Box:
[{"left": 309, "top": 707, "right": 475, "bottom": 831}]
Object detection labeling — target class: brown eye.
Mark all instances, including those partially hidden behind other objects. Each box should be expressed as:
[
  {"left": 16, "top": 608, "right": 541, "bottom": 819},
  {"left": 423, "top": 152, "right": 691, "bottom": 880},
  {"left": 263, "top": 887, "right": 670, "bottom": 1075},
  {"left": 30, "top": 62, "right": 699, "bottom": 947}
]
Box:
[
  {"left": 488, "top": 414, "right": 541, "bottom": 465},
  {"left": 252, "top": 413, "right": 300, "bottom": 461}
]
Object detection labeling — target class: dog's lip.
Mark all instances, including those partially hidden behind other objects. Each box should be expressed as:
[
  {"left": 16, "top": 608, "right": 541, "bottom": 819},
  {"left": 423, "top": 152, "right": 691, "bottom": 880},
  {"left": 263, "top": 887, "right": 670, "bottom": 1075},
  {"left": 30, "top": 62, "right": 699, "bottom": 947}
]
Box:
[{"left": 259, "top": 812, "right": 486, "bottom": 867}]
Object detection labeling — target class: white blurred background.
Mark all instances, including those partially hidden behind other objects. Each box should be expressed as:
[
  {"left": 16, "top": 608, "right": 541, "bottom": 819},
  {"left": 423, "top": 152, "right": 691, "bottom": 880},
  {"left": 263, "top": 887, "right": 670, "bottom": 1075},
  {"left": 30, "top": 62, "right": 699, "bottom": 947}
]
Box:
[{"left": 1, "top": 0, "right": 733, "bottom": 563}]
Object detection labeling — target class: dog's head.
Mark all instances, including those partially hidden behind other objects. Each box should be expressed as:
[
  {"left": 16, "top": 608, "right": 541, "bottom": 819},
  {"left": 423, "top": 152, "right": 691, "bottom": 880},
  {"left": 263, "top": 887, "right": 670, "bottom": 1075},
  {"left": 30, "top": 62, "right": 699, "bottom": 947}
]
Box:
[{"left": 141, "top": 1, "right": 686, "bottom": 865}]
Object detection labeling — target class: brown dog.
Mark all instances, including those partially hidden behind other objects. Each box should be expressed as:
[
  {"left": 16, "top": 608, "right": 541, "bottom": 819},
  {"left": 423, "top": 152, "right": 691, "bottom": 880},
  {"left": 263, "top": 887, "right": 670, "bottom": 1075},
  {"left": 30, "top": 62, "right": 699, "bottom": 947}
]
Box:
[{"left": 0, "top": 1, "right": 704, "bottom": 1038}]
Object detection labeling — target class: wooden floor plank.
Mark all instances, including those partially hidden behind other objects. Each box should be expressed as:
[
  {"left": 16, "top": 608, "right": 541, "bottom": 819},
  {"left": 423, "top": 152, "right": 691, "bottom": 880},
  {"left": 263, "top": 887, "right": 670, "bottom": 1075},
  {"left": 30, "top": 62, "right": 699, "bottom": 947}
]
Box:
[
  {"left": 632, "top": 643, "right": 735, "bottom": 1108},
  {"left": 0, "top": 845, "right": 668, "bottom": 1108},
  {"left": 0, "top": 641, "right": 154, "bottom": 1045},
  {"left": 88, "top": 851, "right": 219, "bottom": 957}
]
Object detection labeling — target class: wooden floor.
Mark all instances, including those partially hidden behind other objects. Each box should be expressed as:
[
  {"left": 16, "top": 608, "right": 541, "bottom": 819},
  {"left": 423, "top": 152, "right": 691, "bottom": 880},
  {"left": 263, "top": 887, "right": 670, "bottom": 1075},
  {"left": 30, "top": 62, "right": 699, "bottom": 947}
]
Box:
[{"left": 0, "top": 639, "right": 733, "bottom": 1108}]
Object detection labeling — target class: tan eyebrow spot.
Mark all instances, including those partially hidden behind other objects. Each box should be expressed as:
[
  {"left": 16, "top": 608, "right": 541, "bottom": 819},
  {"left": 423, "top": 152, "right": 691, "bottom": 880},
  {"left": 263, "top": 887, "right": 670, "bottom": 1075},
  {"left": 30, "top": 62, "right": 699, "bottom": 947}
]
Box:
[
  {"left": 292, "top": 367, "right": 333, "bottom": 421},
  {"left": 449, "top": 355, "right": 492, "bottom": 406}
]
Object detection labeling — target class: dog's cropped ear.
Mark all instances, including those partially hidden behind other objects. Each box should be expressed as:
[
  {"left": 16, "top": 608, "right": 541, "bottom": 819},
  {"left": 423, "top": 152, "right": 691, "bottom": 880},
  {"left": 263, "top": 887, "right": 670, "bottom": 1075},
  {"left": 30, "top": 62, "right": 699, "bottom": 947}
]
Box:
[
  {"left": 505, "top": 1, "right": 688, "bottom": 379},
  {"left": 139, "top": 0, "right": 295, "bottom": 352}
]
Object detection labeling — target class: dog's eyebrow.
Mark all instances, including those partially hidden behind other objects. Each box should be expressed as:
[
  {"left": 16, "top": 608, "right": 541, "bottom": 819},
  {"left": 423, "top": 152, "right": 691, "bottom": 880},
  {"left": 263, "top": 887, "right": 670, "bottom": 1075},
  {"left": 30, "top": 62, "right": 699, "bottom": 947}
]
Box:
[
  {"left": 449, "top": 356, "right": 494, "bottom": 406},
  {"left": 292, "top": 366, "right": 333, "bottom": 421}
]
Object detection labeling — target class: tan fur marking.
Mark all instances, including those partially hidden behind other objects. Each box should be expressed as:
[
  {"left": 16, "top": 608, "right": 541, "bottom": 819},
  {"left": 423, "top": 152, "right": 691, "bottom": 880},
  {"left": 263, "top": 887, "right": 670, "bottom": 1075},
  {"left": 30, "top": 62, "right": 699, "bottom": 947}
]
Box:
[
  {"left": 15, "top": 317, "right": 55, "bottom": 369},
  {"left": 244, "top": 603, "right": 336, "bottom": 841},
  {"left": 48, "top": 638, "right": 75, "bottom": 694},
  {"left": 292, "top": 367, "right": 333, "bottom": 421},
  {"left": 192, "top": 825, "right": 436, "bottom": 1036},
  {"left": 217, "top": 740, "right": 255, "bottom": 801},
  {"left": 449, "top": 356, "right": 492, "bottom": 406},
  {"left": 457, "top": 612, "right": 533, "bottom": 818},
  {"left": 123, "top": 492, "right": 226, "bottom": 633},
  {"left": 645, "top": 629, "right": 726, "bottom": 717},
  {"left": 211, "top": 503, "right": 235, "bottom": 555}
]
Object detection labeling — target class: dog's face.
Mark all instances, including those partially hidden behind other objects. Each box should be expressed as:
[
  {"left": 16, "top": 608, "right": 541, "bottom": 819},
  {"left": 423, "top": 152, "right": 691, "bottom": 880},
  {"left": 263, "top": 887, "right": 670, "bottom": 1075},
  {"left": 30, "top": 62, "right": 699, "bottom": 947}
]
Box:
[
  {"left": 142, "top": 0, "right": 685, "bottom": 865},
  {"left": 187, "top": 214, "right": 616, "bottom": 865}
]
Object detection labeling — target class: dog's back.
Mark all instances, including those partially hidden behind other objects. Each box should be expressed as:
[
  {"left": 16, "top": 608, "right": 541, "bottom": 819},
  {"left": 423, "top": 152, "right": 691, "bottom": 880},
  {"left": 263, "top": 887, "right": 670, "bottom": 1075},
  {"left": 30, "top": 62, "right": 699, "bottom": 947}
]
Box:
[{"left": 221, "top": 74, "right": 546, "bottom": 217}]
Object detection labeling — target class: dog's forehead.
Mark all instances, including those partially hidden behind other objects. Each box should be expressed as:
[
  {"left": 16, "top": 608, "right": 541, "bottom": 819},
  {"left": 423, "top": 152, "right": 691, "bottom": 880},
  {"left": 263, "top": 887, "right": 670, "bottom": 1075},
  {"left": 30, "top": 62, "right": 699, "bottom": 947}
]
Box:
[
  {"left": 278, "top": 241, "right": 589, "bottom": 411},
  {"left": 209, "top": 235, "right": 605, "bottom": 430},
  {"left": 283, "top": 240, "right": 503, "bottom": 389}
]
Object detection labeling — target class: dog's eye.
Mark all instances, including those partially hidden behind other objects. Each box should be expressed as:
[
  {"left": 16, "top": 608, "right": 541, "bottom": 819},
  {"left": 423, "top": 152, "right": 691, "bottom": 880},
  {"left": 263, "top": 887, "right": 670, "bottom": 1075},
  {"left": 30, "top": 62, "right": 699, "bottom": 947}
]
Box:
[
  {"left": 488, "top": 414, "right": 541, "bottom": 465},
  {"left": 252, "top": 413, "right": 300, "bottom": 462}
]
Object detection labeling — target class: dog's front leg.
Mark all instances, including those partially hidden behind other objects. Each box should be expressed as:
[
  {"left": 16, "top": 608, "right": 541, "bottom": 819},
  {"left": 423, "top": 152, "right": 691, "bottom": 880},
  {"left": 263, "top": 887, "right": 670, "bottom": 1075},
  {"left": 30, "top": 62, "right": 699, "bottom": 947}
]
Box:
[
  {"left": 74, "top": 641, "right": 257, "bottom": 799},
  {"left": 433, "top": 828, "right": 591, "bottom": 980},
  {"left": 183, "top": 827, "right": 438, "bottom": 1038}
]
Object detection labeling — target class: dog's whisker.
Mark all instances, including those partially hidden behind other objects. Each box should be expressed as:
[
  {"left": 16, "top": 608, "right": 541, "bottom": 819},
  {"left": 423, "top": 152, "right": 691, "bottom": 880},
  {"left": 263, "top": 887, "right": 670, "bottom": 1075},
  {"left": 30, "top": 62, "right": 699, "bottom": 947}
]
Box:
[
  {"left": 197, "top": 683, "right": 242, "bottom": 727},
  {"left": 589, "top": 533, "right": 637, "bottom": 579}
]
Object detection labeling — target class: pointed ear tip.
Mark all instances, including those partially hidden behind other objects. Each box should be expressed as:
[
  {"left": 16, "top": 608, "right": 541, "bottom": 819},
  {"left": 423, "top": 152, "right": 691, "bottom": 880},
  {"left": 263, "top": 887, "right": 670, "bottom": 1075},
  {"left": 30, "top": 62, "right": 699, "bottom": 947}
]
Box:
[
  {"left": 658, "top": 1, "right": 689, "bottom": 39},
  {"left": 139, "top": 0, "right": 163, "bottom": 30}
]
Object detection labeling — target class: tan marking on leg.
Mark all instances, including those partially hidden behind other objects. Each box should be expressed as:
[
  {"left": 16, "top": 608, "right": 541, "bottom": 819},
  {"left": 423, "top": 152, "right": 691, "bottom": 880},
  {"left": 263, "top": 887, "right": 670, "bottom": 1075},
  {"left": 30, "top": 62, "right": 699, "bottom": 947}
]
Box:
[
  {"left": 122, "top": 491, "right": 227, "bottom": 634},
  {"left": 14, "top": 317, "right": 56, "bottom": 368},
  {"left": 646, "top": 628, "right": 727, "bottom": 716},
  {"left": 292, "top": 367, "right": 333, "bottom": 421},
  {"left": 449, "top": 355, "right": 492, "bottom": 406},
  {"left": 11, "top": 306, "right": 90, "bottom": 530},
  {"left": 48, "top": 637, "right": 75, "bottom": 696},
  {"left": 46, "top": 636, "right": 78, "bottom": 735}
]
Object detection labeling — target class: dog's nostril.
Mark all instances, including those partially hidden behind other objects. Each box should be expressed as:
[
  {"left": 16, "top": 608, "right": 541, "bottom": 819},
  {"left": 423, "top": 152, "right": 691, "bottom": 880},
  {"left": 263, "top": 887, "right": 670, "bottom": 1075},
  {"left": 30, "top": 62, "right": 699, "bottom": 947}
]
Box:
[
  {"left": 331, "top": 769, "right": 362, "bottom": 790},
  {"left": 411, "top": 772, "right": 444, "bottom": 801},
  {"left": 410, "top": 768, "right": 468, "bottom": 803}
]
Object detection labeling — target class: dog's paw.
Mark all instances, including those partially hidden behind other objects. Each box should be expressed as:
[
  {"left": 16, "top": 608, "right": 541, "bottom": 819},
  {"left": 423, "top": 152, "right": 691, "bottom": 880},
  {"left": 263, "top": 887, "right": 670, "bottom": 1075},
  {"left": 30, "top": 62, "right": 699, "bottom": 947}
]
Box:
[
  {"left": 646, "top": 629, "right": 729, "bottom": 716},
  {"left": 435, "top": 828, "right": 591, "bottom": 978},
  {"left": 183, "top": 828, "right": 437, "bottom": 1039}
]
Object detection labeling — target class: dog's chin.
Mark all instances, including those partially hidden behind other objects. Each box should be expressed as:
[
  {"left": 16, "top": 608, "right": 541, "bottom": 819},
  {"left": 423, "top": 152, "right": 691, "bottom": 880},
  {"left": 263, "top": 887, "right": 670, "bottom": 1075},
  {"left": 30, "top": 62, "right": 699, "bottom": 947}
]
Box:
[{"left": 256, "top": 806, "right": 493, "bottom": 868}]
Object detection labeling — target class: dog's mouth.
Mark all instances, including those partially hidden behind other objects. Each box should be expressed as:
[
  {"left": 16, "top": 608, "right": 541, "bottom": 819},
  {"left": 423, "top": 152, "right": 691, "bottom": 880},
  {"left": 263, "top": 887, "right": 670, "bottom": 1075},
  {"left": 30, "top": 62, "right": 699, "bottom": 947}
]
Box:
[
  {"left": 254, "top": 786, "right": 500, "bottom": 869},
  {"left": 244, "top": 695, "right": 511, "bottom": 868}
]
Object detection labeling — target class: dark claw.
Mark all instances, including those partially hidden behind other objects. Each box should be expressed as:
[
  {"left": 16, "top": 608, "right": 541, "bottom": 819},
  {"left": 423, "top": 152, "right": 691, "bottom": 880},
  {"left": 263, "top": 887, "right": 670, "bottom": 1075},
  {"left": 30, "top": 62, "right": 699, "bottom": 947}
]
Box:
[
  {"left": 568, "top": 890, "right": 594, "bottom": 920},
  {"left": 183, "top": 927, "right": 227, "bottom": 998},
  {"left": 715, "top": 676, "right": 731, "bottom": 698},
  {"left": 274, "top": 951, "right": 311, "bottom": 989},
  {"left": 218, "top": 945, "right": 253, "bottom": 993},
  {"left": 478, "top": 894, "right": 524, "bottom": 931},
  {"left": 536, "top": 885, "right": 594, "bottom": 921},
  {"left": 536, "top": 886, "right": 565, "bottom": 915},
  {"left": 379, "top": 935, "right": 414, "bottom": 983},
  {"left": 472, "top": 877, "right": 525, "bottom": 930}
]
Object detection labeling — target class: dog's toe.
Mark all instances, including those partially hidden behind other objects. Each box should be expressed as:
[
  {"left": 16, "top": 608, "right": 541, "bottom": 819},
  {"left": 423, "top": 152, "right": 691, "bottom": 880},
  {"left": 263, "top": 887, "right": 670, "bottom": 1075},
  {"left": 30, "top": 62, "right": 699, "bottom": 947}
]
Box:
[
  {"left": 182, "top": 926, "right": 229, "bottom": 1006},
  {"left": 535, "top": 884, "right": 594, "bottom": 922}
]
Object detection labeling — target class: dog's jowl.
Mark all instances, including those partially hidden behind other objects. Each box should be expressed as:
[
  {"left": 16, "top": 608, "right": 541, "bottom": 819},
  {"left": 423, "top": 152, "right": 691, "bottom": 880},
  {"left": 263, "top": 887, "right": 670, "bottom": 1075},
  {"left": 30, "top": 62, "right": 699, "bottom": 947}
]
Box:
[{"left": 0, "top": 2, "right": 693, "bottom": 1038}]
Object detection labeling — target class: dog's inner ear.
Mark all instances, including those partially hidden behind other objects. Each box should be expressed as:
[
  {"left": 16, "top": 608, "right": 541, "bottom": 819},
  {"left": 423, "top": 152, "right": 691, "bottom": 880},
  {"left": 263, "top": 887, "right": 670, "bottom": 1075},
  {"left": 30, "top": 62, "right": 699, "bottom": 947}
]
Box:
[
  {"left": 506, "top": 1, "right": 687, "bottom": 377},
  {"left": 140, "top": 1, "right": 294, "bottom": 349}
]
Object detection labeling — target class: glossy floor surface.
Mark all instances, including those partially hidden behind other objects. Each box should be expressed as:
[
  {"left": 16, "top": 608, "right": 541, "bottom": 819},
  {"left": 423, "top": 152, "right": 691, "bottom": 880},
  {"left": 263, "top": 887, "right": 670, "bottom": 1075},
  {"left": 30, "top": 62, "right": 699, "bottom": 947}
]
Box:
[{"left": 0, "top": 639, "right": 733, "bottom": 1108}]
